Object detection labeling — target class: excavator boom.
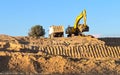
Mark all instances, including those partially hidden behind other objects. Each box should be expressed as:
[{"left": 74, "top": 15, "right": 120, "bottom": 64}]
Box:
[{"left": 74, "top": 9, "right": 87, "bottom": 29}]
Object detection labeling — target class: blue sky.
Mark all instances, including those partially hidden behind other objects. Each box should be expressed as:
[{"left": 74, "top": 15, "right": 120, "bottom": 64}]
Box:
[{"left": 0, "top": 0, "right": 120, "bottom": 37}]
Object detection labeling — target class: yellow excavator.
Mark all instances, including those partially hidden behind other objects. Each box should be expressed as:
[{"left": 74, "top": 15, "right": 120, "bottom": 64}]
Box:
[{"left": 66, "top": 9, "right": 89, "bottom": 37}]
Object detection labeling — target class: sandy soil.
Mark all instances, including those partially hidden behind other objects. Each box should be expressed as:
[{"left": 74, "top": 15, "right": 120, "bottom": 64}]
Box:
[
  {"left": 0, "top": 34, "right": 120, "bottom": 75},
  {"left": 0, "top": 52, "right": 120, "bottom": 75}
]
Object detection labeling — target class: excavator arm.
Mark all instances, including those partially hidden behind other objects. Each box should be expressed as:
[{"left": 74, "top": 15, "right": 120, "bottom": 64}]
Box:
[{"left": 73, "top": 9, "right": 87, "bottom": 29}]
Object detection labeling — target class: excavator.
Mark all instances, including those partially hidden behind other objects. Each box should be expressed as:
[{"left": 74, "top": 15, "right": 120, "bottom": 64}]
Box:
[{"left": 66, "top": 9, "right": 89, "bottom": 37}]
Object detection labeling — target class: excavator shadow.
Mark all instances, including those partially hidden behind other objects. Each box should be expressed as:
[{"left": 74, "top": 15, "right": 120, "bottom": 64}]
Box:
[{"left": 0, "top": 49, "right": 39, "bottom": 53}]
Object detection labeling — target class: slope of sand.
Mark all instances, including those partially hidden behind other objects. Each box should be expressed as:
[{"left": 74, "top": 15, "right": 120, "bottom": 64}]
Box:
[
  {"left": 0, "top": 35, "right": 120, "bottom": 75},
  {"left": 0, "top": 52, "right": 120, "bottom": 75}
]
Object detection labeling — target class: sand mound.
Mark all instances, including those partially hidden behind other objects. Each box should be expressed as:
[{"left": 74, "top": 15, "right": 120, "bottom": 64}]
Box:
[
  {"left": 0, "top": 35, "right": 120, "bottom": 74},
  {"left": 0, "top": 53, "right": 120, "bottom": 74},
  {"left": 8, "top": 54, "right": 36, "bottom": 73}
]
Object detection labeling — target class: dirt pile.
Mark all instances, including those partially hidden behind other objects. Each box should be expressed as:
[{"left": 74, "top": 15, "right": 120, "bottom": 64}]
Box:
[
  {"left": 0, "top": 35, "right": 120, "bottom": 74},
  {"left": 8, "top": 54, "right": 36, "bottom": 73},
  {"left": 0, "top": 52, "right": 120, "bottom": 74},
  {"left": 0, "top": 35, "right": 22, "bottom": 51}
]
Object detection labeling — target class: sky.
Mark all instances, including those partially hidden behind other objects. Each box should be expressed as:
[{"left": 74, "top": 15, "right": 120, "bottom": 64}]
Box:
[{"left": 0, "top": 0, "right": 120, "bottom": 37}]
